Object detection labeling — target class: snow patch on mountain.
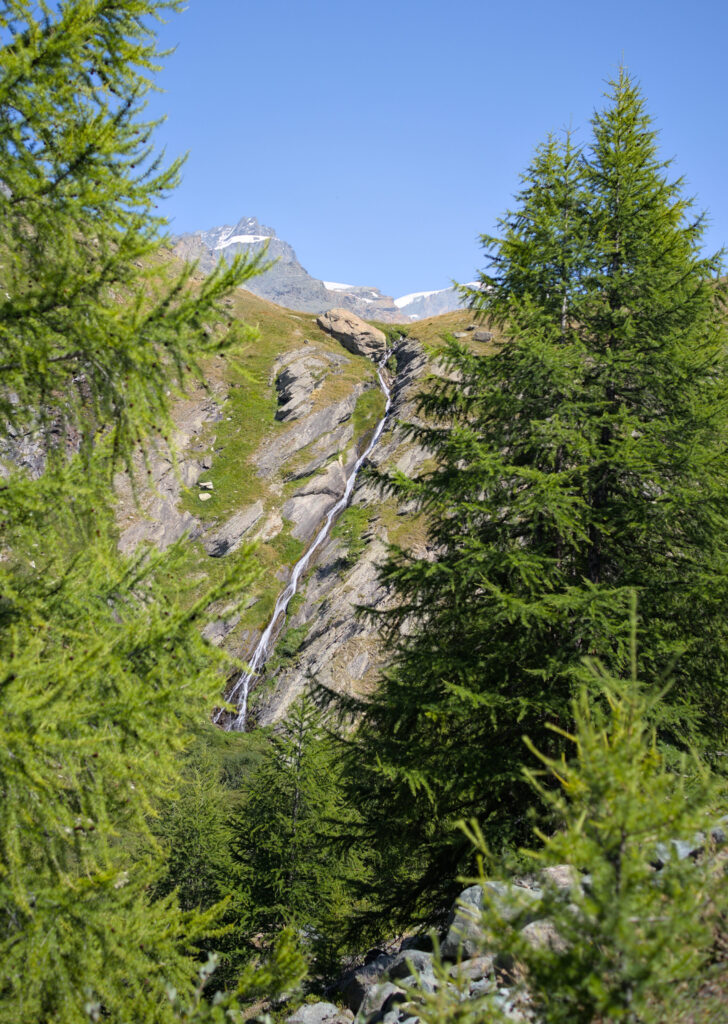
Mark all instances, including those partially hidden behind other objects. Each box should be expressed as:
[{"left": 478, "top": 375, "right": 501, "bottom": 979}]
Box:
[
  {"left": 394, "top": 289, "right": 443, "bottom": 308},
  {"left": 215, "top": 234, "right": 270, "bottom": 249}
]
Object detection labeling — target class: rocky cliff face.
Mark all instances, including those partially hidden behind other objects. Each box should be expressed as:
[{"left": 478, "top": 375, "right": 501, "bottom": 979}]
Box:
[
  {"left": 112, "top": 284, "right": 482, "bottom": 726},
  {"left": 252, "top": 334, "right": 430, "bottom": 725}
]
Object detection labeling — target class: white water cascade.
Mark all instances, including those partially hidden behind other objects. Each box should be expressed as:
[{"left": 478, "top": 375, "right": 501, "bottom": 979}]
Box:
[{"left": 217, "top": 358, "right": 393, "bottom": 731}]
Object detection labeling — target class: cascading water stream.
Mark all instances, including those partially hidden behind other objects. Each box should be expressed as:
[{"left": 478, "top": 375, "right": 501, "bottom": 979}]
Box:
[{"left": 216, "top": 357, "right": 393, "bottom": 731}]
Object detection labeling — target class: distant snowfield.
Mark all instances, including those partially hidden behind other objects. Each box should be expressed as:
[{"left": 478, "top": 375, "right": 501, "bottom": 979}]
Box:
[
  {"left": 215, "top": 234, "right": 271, "bottom": 249},
  {"left": 394, "top": 288, "right": 450, "bottom": 308},
  {"left": 323, "top": 282, "right": 355, "bottom": 291}
]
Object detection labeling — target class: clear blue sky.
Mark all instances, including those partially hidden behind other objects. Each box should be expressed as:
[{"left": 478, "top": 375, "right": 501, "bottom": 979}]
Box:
[{"left": 147, "top": 0, "right": 728, "bottom": 299}]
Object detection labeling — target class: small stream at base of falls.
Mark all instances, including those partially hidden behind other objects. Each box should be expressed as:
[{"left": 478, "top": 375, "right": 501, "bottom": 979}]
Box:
[{"left": 215, "top": 357, "right": 393, "bottom": 732}]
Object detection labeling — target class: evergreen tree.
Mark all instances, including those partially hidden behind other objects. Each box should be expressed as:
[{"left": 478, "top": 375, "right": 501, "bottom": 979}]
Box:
[
  {"left": 0, "top": 3, "right": 304, "bottom": 1020},
  {"left": 232, "top": 697, "right": 356, "bottom": 971},
  {"left": 339, "top": 71, "right": 728, "bottom": 930},
  {"left": 414, "top": 652, "right": 727, "bottom": 1023}
]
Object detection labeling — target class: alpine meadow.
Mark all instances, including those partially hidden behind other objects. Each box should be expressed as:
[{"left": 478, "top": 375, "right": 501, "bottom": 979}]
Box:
[{"left": 1, "top": 3, "right": 727, "bottom": 1023}]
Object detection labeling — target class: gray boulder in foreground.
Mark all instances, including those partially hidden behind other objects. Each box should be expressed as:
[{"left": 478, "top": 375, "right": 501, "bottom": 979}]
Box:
[{"left": 286, "top": 1003, "right": 353, "bottom": 1024}]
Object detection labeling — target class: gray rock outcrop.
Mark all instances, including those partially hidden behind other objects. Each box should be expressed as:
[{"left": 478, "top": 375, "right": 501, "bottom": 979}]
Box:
[
  {"left": 282, "top": 460, "right": 348, "bottom": 542},
  {"left": 317, "top": 309, "right": 387, "bottom": 361},
  {"left": 202, "top": 500, "right": 264, "bottom": 557},
  {"left": 115, "top": 386, "right": 225, "bottom": 554},
  {"left": 254, "top": 337, "right": 430, "bottom": 725}
]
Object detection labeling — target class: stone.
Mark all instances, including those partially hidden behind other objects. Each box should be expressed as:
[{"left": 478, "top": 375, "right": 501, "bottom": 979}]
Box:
[
  {"left": 202, "top": 501, "right": 264, "bottom": 557},
  {"left": 387, "top": 949, "right": 434, "bottom": 981},
  {"left": 199, "top": 480, "right": 213, "bottom": 489},
  {"left": 394, "top": 973, "right": 436, "bottom": 995},
  {"left": 468, "top": 978, "right": 495, "bottom": 998},
  {"left": 338, "top": 954, "right": 396, "bottom": 1011},
  {"left": 473, "top": 330, "right": 493, "bottom": 343},
  {"left": 198, "top": 492, "right": 212, "bottom": 501},
  {"left": 711, "top": 815, "right": 728, "bottom": 845},
  {"left": 652, "top": 832, "right": 706, "bottom": 869},
  {"left": 441, "top": 882, "right": 542, "bottom": 961},
  {"left": 317, "top": 308, "right": 387, "bottom": 361},
  {"left": 539, "top": 864, "right": 580, "bottom": 891},
  {"left": 449, "top": 954, "right": 495, "bottom": 982},
  {"left": 520, "top": 918, "right": 568, "bottom": 953},
  {"left": 286, "top": 1003, "right": 352, "bottom": 1024}
]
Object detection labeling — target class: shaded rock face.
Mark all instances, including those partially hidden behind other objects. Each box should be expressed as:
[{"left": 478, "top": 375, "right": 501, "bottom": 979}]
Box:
[{"left": 316, "top": 308, "right": 387, "bottom": 360}]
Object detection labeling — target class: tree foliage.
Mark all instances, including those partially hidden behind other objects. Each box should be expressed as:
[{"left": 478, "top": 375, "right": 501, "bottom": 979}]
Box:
[
  {"left": 0, "top": 2, "right": 304, "bottom": 1020},
  {"left": 232, "top": 696, "right": 360, "bottom": 971},
  {"left": 338, "top": 71, "right": 728, "bottom": 930},
  {"left": 417, "top": 652, "right": 727, "bottom": 1023}
]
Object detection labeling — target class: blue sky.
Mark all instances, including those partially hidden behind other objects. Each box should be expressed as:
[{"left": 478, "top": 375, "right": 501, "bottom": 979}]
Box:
[{"left": 147, "top": 0, "right": 728, "bottom": 299}]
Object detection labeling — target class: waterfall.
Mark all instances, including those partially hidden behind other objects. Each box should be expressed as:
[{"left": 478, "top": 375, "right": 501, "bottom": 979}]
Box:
[{"left": 216, "top": 357, "right": 393, "bottom": 731}]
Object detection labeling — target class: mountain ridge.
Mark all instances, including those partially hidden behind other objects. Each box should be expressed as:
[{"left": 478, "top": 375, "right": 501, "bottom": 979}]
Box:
[{"left": 173, "top": 215, "right": 468, "bottom": 322}]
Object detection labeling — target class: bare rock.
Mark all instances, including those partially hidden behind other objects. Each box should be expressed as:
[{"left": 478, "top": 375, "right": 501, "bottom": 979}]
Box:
[
  {"left": 387, "top": 950, "right": 434, "bottom": 981},
  {"left": 286, "top": 1003, "right": 353, "bottom": 1024},
  {"left": 274, "top": 353, "right": 327, "bottom": 422},
  {"left": 255, "top": 391, "right": 361, "bottom": 479},
  {"left": 473, "top": 329, "right": 492, "bottom": 343},
  {"left": 520, "top": 918, "right": 567, "bottom": 953},
  {"left": 282, "top": 460, "right": 348, "bottom": 541},
  {"left": 317, "top": 308, "right": 387, "bottom": 360},
  {"left": 203, "top": 501, "right": 265, "bottom": 557},
  {"left": 337, "top": 954, "right": 395, "bottom": 1011}
]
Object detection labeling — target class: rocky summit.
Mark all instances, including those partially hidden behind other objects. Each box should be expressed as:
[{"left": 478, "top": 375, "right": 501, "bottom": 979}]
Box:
[{"left": 173, "top": 215, "right": 468, "bottom": 321}]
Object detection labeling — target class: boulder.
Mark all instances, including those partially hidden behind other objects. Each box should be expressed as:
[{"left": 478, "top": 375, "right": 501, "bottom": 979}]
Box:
[
  {"left": 337, "top": 954, "right": 395, "bottom": 1011},
  {"left": 520, "top": 918, "right": 568, "bottom": 953},
  {"left": 473, "top": 330, "right": 493, "bottom": 343},
  {"left": 317, "top": 308, "right": 387, "bottom": 360},
  {"left": 539, "top": 864, "right": 580, "bottom": 891},
  {"left": 387, "top": 949, "right": 434, "bottom": 981},
  {"left": 449, "top": 954, "right": 495, "bottom": 982},
  {"left": 441, "top": 882, "right": 542, "bottom": 960},
  {"left": 203, "top": 501, "right": 264, "bottom": 557},
  {"left": 286, "top": 1003, "right": 352, "bottom": 1024},
  {"left": 358, "top": 982, "right": 406, "bottom": 1017}
]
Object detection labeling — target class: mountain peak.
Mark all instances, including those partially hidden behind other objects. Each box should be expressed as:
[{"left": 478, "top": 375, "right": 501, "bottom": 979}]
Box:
[{"left": 173, "top": 218, "right": 467, "bottom": 322}]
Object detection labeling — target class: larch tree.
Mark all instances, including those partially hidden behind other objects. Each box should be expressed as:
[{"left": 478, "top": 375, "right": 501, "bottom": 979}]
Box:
[
  {"left": 338, "top": 71, "right": 728, "bottom": 930},
  {"left": 0, "top": 2, "right": 304, "bottom": 1021}
]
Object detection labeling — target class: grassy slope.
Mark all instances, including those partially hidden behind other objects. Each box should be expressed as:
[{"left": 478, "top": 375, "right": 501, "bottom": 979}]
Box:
[{"left": 164, "top": 283, "right": 382, "bottom": 639}]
